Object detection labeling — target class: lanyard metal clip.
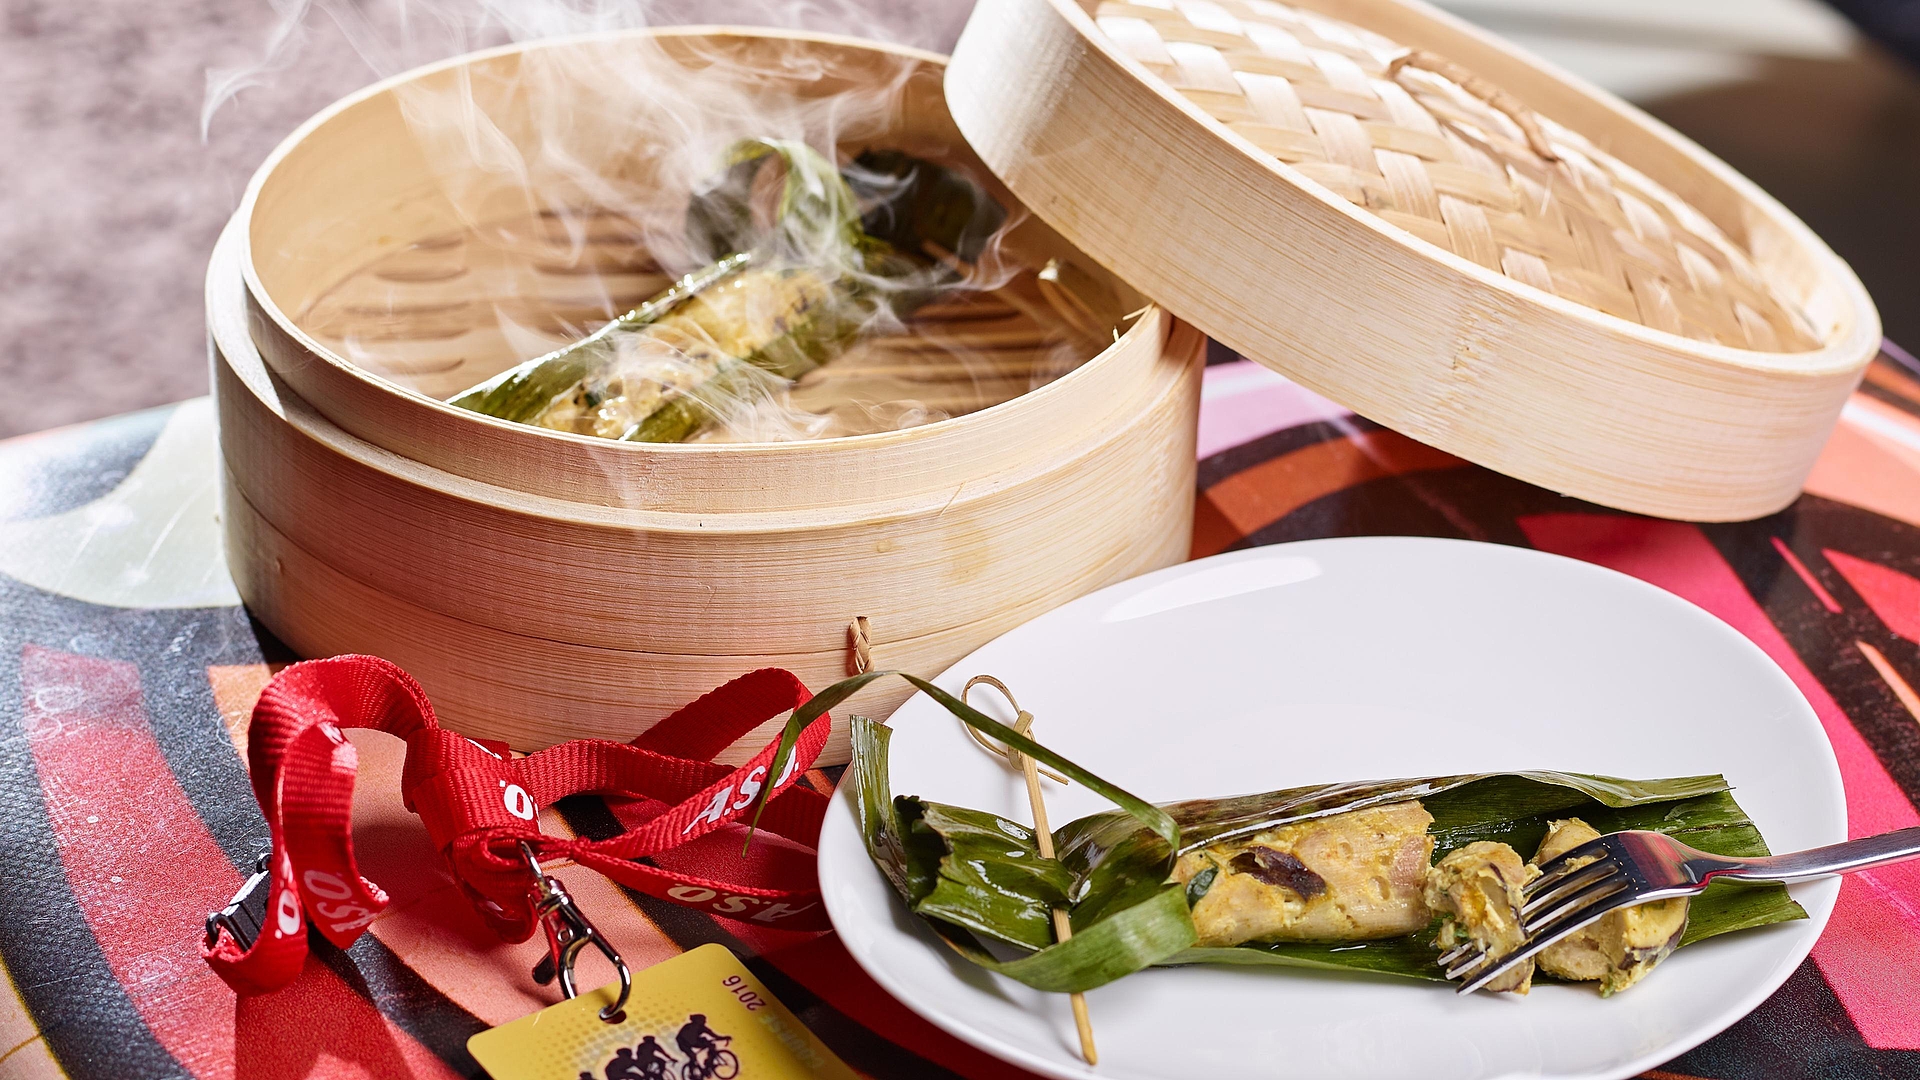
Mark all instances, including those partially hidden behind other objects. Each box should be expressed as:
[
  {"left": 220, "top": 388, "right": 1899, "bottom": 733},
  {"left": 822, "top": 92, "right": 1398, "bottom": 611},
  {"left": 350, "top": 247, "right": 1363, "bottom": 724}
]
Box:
[
  {"left": 519, "top": 842, "right": 632, "bottom": 1022},
  {"left": 204, "top": 851, "right": 274, "bottom": 951}
]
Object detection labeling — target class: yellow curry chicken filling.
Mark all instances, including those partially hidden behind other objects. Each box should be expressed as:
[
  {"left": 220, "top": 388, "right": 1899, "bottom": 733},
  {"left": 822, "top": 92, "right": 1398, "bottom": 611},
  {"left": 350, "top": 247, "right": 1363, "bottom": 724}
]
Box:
[
  {"left": 1172, "top": 803, "right": 1691, "bottom": 995},
  {"left": 1173, "top": 802, "right": 1436, "bottom": 945}
]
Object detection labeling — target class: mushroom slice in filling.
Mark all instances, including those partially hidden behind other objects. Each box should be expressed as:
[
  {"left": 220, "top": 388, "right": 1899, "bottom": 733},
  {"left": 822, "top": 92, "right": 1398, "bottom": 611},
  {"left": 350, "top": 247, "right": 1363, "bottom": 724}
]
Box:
[
  {"left": 1531, "top": 818, "right": 1690, "bottom": 996},
  {"left": 1426, "top": 841, "right": 1535, "bottom": 994},
  {"left": 1172, "top": 801, "right": 1435, "bottom": 947}
]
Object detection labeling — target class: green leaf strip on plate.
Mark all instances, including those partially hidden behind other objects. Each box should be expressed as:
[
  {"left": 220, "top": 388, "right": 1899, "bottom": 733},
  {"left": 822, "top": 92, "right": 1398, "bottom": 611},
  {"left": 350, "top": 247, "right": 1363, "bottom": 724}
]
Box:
[
  {"left": 751, "top": 670, "right": 1177, "bottom": 848},
  {"left": 925, "top": 885, "right": 1197, "bottom": 994}
]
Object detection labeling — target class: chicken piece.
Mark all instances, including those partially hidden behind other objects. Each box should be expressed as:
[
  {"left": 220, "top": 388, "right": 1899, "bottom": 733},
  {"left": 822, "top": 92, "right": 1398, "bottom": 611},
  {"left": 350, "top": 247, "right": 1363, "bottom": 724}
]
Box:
[
  {"left": 1172, "top": 801, "right": 1435, "bottom": 947},
  {"left": 1531, "top": 818, "right": 1690, "bottom": 996},
  {"left": 1426, "top": 841, "right": 1534, "bottom": 994}
]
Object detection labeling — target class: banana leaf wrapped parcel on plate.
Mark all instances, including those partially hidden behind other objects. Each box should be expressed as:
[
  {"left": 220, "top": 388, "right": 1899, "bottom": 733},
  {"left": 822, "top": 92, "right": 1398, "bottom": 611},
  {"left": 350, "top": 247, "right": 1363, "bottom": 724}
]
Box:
[{"left": 790, "top": 672, "right": 1807, "bottom": 999}]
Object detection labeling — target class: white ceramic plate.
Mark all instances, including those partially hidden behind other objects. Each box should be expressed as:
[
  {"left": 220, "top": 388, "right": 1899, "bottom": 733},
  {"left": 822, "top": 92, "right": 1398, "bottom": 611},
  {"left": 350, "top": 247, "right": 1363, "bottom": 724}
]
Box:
[{"left": 818, "top": 537, "right": 1843, "bottom": 1080}]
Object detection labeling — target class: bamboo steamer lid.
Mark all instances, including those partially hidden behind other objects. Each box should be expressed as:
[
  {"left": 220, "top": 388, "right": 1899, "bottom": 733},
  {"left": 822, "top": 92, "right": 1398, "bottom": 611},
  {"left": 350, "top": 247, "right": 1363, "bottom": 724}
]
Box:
[{"left": 943, "top": 0, "right": 1882, "bottom": 521}]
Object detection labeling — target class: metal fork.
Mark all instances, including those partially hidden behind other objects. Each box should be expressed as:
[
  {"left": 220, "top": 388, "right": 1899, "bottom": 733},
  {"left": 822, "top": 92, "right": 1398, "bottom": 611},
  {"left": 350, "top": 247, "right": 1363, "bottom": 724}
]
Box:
[{"left": 1444, "top": 826, "right": 1920, "bottom": 994}]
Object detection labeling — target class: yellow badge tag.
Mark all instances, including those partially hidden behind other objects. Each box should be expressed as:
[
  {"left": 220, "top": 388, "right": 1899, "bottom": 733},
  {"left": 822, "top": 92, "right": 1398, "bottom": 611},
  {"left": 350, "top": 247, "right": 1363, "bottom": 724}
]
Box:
[{"left": 469, "top": 944, "right": 858, "bottom": 1080}]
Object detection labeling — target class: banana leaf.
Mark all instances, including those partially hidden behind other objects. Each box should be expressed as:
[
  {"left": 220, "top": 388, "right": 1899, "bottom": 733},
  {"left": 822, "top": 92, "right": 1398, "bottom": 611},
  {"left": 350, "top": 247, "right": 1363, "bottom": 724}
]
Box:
[
  {"left": 764, "top": 669, "right": 1176, "bottom": 847},
  {"left": 785, "top": 671, "right": 1808, "bottom": 996},
  {"left": 455, "top": 140, "right": 1003, "bottom": 439},
  {"left": 843, "top": 148, "right": 1006, "bottom": 264},
  {"left": 447, "top": 254, "right": 751, "bottom": 422},
  {"left": 686, "top": 138, "right": 879, "bottom": 267},
  {"left": 455, "top": 139, "right": 862, "bottom": 424},
  {"left": 847, "top": 717, "right": 1196, "bottom": 993},
  {"left": 1128, "top": 774, "right": 1806, "bottom": 978}
]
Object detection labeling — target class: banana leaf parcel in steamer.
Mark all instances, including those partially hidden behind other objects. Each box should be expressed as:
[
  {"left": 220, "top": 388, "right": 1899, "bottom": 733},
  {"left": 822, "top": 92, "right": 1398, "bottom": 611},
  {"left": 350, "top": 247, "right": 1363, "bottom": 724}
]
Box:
[
  {"left": 795, "top": 672, "right": 1807, "bottom": 997},
  {"left": 450, "top": 140, "right": 1005, "bottom": 443}
]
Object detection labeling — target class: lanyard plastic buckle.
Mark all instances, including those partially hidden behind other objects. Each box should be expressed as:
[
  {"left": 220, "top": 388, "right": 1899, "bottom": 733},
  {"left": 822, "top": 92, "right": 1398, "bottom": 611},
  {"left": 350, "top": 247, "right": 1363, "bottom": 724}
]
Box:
[
  {"left": 204, "top": 851, "right": 274, "bottom": 951},
  {"left": 520, "top": 842, "right": 632, "bottom": 1022}
]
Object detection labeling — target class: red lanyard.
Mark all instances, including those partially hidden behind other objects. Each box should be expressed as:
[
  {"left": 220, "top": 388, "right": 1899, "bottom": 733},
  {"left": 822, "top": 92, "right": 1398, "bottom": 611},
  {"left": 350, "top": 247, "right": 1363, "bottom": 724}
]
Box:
[{"left": 201, "top": 655, "right": 834, "bottom": 996}]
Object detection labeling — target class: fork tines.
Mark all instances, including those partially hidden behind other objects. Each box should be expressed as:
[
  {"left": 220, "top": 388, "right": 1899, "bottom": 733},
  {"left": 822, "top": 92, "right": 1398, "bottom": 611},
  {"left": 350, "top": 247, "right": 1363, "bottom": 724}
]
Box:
[
  {"left": 1441, "top": 838, "right": 1636, "bottom": 993},
  {"left": 1524, "top": 849, "right": 1626, "bottom": 920}
]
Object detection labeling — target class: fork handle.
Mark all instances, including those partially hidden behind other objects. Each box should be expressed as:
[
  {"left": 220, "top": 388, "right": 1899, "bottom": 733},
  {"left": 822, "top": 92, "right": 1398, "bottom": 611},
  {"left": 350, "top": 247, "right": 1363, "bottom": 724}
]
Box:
[{"left": 1712, "top": 827, "right": 1920, "bottom": 884}]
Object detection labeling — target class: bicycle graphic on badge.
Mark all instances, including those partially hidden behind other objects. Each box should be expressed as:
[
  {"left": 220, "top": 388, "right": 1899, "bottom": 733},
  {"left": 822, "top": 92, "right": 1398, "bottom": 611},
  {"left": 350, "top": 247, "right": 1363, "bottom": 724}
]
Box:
[
  {"left": 677, "top": 1041, "right": 737, "bottom": 1080},
  {"left": 674, "top": 1014, "right": 738, "bottom": 1080}
]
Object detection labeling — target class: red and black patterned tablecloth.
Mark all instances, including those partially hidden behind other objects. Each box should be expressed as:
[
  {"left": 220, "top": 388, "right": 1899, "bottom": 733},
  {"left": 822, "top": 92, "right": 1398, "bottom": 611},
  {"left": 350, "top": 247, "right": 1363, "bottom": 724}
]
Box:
[{"left": 3, "top": 345, "right": 1920, "bottom": 1080}]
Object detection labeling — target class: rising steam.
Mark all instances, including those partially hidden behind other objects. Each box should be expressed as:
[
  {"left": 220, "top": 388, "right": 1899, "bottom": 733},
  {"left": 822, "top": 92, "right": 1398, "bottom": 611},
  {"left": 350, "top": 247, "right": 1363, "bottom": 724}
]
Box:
[
  {"left": 217, "top": 0, "right": 1119, "bottom": 446},
  {"left": 205, "top": 0, "right": 972, "bottom": 138}
]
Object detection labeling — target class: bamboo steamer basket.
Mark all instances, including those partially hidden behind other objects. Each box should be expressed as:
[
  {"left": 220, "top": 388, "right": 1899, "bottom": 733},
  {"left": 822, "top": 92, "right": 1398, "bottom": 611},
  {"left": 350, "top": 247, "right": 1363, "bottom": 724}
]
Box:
[
  {"left": 217, "top": 29, "right": 1204, "bottom": 763},
  {"left": 945, "top": 0, "right": 1881, "bottom": 520}
]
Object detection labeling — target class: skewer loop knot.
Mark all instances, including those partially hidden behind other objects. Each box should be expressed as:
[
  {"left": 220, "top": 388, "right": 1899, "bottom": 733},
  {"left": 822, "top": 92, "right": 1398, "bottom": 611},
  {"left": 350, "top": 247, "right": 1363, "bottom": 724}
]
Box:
[{"left": 961, "top": 675, "right": 1068, "bottom": 785}]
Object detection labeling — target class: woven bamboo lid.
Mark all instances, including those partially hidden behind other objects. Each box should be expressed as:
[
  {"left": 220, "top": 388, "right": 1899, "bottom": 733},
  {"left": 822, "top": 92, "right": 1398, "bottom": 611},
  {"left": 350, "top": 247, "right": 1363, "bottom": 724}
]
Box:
[
  {"left": 1093, "top": 1, "right": 1816, "bottom": 350},
  {"left": 944, "top": 0, "right": 1881, "bottom": 520}
]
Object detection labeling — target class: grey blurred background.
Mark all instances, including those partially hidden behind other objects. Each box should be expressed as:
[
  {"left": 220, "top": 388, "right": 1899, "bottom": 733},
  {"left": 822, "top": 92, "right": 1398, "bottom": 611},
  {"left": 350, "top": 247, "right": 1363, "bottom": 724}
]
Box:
[{"left": 1, "top": 0, "right": 1914, "bottom": 438}]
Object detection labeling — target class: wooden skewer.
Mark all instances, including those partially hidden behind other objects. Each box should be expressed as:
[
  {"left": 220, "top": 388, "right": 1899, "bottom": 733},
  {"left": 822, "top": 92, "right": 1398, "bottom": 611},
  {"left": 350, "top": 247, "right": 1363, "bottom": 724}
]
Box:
[{"left": 963, "top": 675, "right": 1097, "bottom": 1067}]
